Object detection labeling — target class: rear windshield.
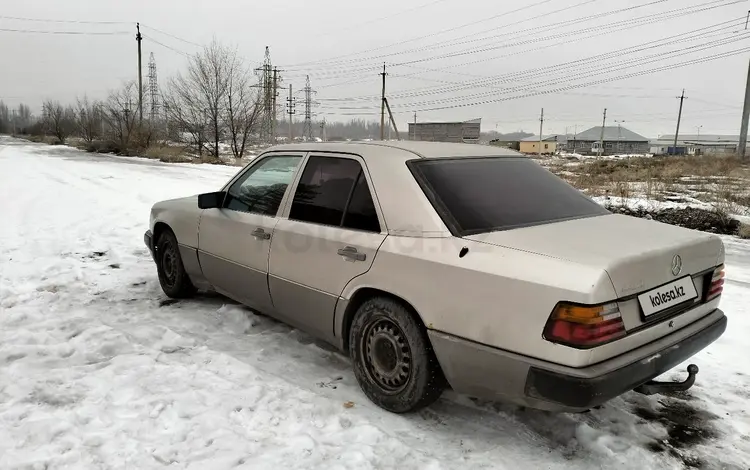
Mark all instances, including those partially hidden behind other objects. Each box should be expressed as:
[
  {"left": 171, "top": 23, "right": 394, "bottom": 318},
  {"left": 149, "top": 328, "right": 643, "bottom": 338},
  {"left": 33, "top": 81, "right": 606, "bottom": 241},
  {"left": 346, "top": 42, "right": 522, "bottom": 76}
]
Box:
[{"left": 408, "top": 157, "right": 610, "bottom": 235}]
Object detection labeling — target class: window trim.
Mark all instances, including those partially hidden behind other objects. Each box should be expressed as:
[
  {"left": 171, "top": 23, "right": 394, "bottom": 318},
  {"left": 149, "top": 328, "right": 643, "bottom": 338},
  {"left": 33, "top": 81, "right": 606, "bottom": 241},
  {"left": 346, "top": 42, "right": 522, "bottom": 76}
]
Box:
[
  {"left": 406, "top": 156, "right": 611, "bottom": 237},
  {"left": 220, "top": 151, "right": 307, "bottom": 217},
  {"left": 280, "top": 153, "right": 386, "bottom": 234}
]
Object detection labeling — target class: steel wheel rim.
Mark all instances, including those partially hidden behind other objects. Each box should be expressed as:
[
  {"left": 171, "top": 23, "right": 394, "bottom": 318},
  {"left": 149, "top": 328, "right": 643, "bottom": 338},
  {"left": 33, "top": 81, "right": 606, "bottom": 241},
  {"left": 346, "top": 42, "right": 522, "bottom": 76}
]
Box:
[
  {"left": 361, "top": 318, "right": 412, "bottom": 393},
  {"left": 161, "top": 242, "right": 177, "bottom": 287}
]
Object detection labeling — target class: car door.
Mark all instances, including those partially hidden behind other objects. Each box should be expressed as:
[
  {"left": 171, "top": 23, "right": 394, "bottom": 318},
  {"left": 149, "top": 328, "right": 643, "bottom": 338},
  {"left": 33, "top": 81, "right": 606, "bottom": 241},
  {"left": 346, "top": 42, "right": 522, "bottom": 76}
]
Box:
[
  {"left": 268, "top": 154, "right": 387, "bottom": 342},
  {"left": 198, "top": 153, "right": 305, "bottom": 313}
]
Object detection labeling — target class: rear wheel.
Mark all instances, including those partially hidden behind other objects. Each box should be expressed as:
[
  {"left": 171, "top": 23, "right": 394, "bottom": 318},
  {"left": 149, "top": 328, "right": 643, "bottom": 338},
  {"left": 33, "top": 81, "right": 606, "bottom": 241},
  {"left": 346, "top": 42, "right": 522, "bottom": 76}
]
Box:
[
  {"left": 156, "top": 229, "right": 195, "bottom": 298},
  {"left": 349, "top": 297, "right": 444, "bottom": 413}
]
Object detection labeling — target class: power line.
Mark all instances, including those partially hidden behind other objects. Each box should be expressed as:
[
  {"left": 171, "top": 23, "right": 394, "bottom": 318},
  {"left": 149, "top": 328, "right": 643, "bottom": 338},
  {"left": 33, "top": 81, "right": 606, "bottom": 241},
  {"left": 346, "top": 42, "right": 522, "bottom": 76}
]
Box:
[
  {"left": 409, "top": 47, "right": 750, "bottom": 113},
  {"left": 149, "top": 37, "right": 191, "bottom": 57},
  {"left": 340, "top": 33, "right": 749, "bottom": 110},
  {"left": 286, "top": 0, "right": 736, "bottom": 81},
  {"left": 375, "top": 4, "right": 745, "bottom": 90},
  {"left": 316, "top": 0, "right": 451, "bottom": 37},
  {"left": 320, "top": 16, "right": 746, "bottom": 103},
  {"left": 320, "top": 47, "right": 750, "bottom": 115},
  {"left": 0, "top": 15, "right": 130, "bottom": 24},
  {"left": 281, "top": 0, "right": 559, "bottom": 68},
  {"left": 289, "top": 0, "right": 609, "bottom": 71},
  {"left": 390, "top": 0, "right": 745, "bottom": 68},
  {"left": 396, "top": 28, "right": 750, "bottom": 106},
  {"left": 0, "top": 27, "right": 129, "bottom": 35},
  {"left": 140, "top": 24, "right": 202, "bottom": 47},
  {"left": 414, "top": 4, "right": 744, "bottom": 75}
]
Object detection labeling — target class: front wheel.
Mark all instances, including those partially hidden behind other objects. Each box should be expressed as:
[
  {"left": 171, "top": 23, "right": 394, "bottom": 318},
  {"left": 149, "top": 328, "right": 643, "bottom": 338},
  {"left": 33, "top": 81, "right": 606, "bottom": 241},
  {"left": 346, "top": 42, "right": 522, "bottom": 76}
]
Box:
[
  {"left": 349, "top": 297, "right": 445, "bottom": 413},
  {"left": 155, "top": 229, "right": 196, "bottom": 298}
]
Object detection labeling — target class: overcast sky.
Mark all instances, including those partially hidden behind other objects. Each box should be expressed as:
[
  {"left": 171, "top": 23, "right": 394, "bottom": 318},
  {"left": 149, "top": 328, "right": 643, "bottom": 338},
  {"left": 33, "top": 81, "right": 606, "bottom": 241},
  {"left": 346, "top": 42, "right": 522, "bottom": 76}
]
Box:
[{"left": 1, "top": 0, "right": 749, "bottom": 137}]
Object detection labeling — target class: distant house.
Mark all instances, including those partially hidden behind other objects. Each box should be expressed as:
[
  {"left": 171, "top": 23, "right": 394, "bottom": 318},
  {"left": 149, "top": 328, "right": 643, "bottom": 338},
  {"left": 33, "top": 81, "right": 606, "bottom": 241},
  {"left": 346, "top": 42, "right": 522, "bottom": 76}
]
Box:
[
  {"left": 408, "top": 118, "right": 481, "bottom": 143},
  {"left": 489, "top": 139, "right": 520, "bottom": 150},
  {"left": 652, "top": 134, "right": 744, "bottom": 156},
  {"left": 568, "top": 126, "right": 649, "bottom": 155},
  {"left": 519, "top": 135, "right": 566, "bottom": 155}
]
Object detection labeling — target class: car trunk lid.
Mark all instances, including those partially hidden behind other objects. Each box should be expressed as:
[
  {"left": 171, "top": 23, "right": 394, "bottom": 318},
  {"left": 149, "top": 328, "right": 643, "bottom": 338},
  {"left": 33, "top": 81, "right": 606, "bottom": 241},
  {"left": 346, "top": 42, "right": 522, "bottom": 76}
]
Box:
[{"left": 465, "top": 214, "right": 722, "bottom": 347}]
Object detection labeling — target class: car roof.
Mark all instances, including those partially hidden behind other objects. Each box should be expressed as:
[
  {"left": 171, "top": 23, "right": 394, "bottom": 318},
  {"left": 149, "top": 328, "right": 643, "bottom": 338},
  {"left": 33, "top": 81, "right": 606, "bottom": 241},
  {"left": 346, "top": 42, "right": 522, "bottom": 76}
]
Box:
[
  {"left": 258, "top": 141, "right": 523, "bottom": 238},
  {"left": 264, "top": 140, "right": 522, "bottom": 159}
]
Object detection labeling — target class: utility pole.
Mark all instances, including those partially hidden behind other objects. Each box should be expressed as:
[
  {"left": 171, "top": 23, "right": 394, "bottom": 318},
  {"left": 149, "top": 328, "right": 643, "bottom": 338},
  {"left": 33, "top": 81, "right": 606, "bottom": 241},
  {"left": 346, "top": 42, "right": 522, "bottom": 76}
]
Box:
[
  {"left": 11, "top": 109, "right": 16, "bottom": 135},
  {"left": 383, "top": 98, "right": 401, "bottom": 140},
  {"left": 164, "top": 101, "right": 170, "bottom": 137},
  {"left": 413, "top": 111, "right": 417, "bottom": 141},
  {"left": 136, "top": 23, "right": 143, "bottom": 125},
  {"left": 615, "top": 120, "right": 625, "bottom": 153},
  {"left": 320, "top": 118, "right": 327, "bottom": 142},
  {"left": 380, "top": 63, "right": 387, "bottom": 140},
  {"left": 538, "top": 108, "right": 544, "bottom": 158},
  {"left": 272, "top": 66, "right": 280, "bottom": 142},
  {"left": 673, "top": 89, "right": 687, "bottom": 155},
  {"left": 739, "top": 59, "right": 750, "bottom": 160},
  {"left": 598, "top": 108, "right": 607, "bottom": 158},
  {"left": 286, "top": 84, "right": 295, "bottom": 141}
]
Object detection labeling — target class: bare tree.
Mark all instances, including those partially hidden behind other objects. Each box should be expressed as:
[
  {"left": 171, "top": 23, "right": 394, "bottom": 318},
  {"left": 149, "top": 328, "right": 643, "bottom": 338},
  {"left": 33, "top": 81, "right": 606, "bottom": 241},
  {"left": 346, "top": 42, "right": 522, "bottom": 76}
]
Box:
[
  {"left": 166, "top": 39, "right": 234, "bottom": 158},
  {"left": 101, "top": 82, "right": 139, "bottom": 151},
  {"left": 0, "top": 101, "right": 9, "bottom": 134},
  {"left": 163, "top": 91, "right": 208, "bottom": 154},
  {"left": 75, "top": 96, "right": 103, "bottom": 143},
  {"left": 224, "top": 57, "right": 263, "bottom": 159},
  {"left": 16, "top": 104, "right": 32, "bottom": 130},
  {"left": 42, "top": 100, "right": 76, "bottom": 144}
]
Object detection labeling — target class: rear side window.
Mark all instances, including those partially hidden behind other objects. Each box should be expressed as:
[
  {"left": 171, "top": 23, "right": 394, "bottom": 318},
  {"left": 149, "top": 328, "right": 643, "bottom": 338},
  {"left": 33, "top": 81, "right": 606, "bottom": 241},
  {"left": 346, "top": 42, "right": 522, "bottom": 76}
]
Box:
[
  {"left": 343, "top": 172, "right": 380, "bottom": 232},
  {"left": 290, "top": 156, "right": 381, "bottom": 232},
  {"left": 409, "top": 157, "right": 609, "bottom": 235}
]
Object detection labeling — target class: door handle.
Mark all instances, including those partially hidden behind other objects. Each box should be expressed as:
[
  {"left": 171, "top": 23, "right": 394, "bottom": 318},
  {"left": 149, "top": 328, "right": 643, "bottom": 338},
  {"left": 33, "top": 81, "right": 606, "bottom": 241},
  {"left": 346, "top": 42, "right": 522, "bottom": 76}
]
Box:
[
  {"left": 251, "top": 228, "right": 271, "bottom": 240},
  {"left": 337, "top": 246, "right": 366, "bottom": 262}
]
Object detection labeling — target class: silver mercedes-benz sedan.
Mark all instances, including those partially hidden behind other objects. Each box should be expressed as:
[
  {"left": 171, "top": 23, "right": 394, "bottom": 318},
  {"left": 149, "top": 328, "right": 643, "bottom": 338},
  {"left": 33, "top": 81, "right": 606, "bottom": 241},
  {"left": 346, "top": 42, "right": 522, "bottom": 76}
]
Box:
[{"left": 145, "top": 141, "right": 726, "bottom": 414}]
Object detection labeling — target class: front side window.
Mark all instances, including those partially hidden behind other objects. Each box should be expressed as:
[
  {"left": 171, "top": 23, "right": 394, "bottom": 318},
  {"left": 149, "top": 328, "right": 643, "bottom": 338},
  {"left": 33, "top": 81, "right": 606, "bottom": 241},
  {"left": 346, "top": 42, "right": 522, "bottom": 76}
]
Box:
[
  {"left": 409, "top": 157, "right": 610, "bottom": 235},
  {"left": 225, "top": 155, "right": 302, "bottom": 216},
  {"left": 289, "top": 156, "right": 381, "bottom": 232}
]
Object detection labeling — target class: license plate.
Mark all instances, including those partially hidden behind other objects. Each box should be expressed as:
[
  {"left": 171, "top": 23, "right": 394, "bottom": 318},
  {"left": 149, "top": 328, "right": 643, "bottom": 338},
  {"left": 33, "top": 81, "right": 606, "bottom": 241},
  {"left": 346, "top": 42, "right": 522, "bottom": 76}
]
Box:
[{"left": 638, "top": 276, "right": 698, "bottom": 317}]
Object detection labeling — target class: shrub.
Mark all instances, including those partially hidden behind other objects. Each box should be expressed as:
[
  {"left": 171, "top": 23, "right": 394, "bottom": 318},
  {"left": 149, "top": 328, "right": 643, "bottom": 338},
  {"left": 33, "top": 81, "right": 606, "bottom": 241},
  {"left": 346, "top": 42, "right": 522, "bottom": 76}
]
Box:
[
  {"left": 199, "top": 155, "right": 224, "bottom": 165},
  {"left": 143, "top": 145, "right": 193, "bottom": 163},
  {"left": 85, "top": 140, "right": 121, "bottom": 154},
  {"left": 739, "top": 223, "right": 750, "bottom": 239}
]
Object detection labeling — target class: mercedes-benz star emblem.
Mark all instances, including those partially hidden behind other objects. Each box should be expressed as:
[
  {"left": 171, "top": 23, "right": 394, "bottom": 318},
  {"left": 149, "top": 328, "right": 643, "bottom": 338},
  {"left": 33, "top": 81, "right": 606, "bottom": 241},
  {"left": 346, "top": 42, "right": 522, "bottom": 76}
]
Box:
[{"left": 671, "top": 254, "right": 683, "bottom": 276}]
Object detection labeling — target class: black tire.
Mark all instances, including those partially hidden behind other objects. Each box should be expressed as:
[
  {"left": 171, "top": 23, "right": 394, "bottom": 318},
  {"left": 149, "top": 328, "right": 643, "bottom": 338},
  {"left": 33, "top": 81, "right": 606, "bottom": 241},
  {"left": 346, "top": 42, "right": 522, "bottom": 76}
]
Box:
[
  {"left": 349, "top": 297, "right": 445, "bottom": 413},
  {"left": 155, "top": 229, "right": 196, "bottom": 299}
]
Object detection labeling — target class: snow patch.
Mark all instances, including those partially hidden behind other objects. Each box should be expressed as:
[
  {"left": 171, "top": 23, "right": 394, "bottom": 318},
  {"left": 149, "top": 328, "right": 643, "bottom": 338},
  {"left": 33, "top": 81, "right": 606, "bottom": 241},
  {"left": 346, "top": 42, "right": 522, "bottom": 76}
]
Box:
[{"left": 1, "top": 136, "right": 749, "bottom": 469}]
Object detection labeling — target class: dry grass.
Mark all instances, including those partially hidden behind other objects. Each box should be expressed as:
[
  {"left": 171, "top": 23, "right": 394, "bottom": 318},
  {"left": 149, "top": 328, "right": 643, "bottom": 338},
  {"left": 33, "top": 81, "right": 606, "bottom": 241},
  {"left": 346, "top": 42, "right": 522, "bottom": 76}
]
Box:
[
  {"left": 578, "top": 154, "right": 745, "bottom": 184},
  {"left": 142, "top": 145, "right": 194, "bottom": 163},
  {"left": 739, "top": 223, "right": 750, "bottom": 239},
  {"left": 24, "top": 135, "right": 61, "bottom": 145},
  {"left": 198, "top": 155, "right": 224, "bottom": 165},
  {"left": 547, "top": 154, "right": 750, "bottom": 209}
]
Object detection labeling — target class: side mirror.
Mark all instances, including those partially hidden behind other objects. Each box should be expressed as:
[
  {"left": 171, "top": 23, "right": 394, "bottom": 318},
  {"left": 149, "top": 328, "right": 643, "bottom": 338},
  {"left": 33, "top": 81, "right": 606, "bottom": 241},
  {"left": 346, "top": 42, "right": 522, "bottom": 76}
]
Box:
[{"left": 198, "top": 191, "right": 226, "bottom": 209}]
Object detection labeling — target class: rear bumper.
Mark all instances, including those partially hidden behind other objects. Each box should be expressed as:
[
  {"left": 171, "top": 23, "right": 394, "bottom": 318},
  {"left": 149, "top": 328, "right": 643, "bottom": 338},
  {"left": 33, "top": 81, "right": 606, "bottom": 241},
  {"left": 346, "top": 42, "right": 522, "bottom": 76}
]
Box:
[
  {"left": 429, "top": 309, "right": 726, "bottom": 412},
  {"left": 144, "top": 230, "right": 155, "bottom": 260}
]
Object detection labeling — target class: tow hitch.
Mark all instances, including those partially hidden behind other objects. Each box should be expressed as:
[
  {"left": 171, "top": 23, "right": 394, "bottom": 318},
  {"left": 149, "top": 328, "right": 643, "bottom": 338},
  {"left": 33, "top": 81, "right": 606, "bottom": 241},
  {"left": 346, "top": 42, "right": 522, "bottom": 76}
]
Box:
[{"left": 634, "top": 364, "right": 699, "bottom": 396}]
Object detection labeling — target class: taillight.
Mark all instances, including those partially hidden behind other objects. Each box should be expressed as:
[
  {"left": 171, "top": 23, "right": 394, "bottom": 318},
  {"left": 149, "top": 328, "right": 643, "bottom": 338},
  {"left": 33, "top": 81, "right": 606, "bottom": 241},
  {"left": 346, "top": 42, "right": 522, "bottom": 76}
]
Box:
[
  {"left": 706, "top": 265, "right": 724, "bottom": 302},
  {"left": 543, "top": 302, "right": 626, "bottom": 348}
]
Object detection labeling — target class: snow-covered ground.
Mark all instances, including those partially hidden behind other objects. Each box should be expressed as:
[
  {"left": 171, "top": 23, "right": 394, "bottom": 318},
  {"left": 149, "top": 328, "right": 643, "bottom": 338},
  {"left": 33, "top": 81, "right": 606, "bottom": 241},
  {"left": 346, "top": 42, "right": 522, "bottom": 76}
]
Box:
[{"left": 1, "top": 137, "right": 749, "bottom": 470}]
